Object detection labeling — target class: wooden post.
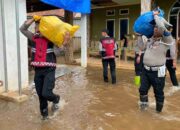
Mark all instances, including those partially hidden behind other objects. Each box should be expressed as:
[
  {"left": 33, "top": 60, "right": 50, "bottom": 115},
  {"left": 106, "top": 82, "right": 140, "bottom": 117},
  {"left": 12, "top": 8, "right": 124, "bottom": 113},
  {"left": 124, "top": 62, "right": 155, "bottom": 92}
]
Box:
[
  {"left": 141, "top": 0, "right": 151, "bottom": 14},
  {"left": 64, "top": 11, "right": 75, "bottom": 64}
]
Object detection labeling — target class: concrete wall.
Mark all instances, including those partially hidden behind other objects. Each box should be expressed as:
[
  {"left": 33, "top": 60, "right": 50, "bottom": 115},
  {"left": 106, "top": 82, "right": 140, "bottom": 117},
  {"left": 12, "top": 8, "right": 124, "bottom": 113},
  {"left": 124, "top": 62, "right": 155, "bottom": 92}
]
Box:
[
  {"left": 18, "top": 0, "right": 29, "bottom": 91},
  {"left": 0, "top": 0, "right": 5, "bottom": 92},
  {"left": 0, "top": 0, "right": 28, "bottom": 92}
]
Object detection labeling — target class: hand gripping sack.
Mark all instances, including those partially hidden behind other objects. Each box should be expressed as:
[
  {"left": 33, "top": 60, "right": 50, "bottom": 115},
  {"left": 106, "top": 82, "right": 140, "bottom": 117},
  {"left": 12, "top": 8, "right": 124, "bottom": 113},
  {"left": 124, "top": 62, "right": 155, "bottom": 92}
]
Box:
[
  {"left": 133, "top": 10, "right": 164, "bottom": 38},
  {"left": 39, "top": 16, "right": 80, "bottom": 47}
]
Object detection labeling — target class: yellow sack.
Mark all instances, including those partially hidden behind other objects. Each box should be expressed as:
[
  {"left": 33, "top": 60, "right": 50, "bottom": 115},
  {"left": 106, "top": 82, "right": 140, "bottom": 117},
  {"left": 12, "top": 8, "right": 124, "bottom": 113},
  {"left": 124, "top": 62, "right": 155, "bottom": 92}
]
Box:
[
  {"left": 39, "top": 16, "right": 80, "bottom": 47},
  {"left": 33, "top": 15, "right": 42, "bottom": 22}
]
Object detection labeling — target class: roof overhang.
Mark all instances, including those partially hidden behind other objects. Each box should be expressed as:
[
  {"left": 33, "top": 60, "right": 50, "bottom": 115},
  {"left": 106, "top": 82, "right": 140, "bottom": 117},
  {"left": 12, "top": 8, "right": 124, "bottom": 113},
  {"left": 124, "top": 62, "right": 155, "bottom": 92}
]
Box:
[
  {"left": 91, "top": 0, "right": 140, "bottom": 9},
  {"left": 27, "top": 0, "right": 58, "bottom": 12},
  {"left": 112, "top": 0, "right": 140, "bottom": 5}
]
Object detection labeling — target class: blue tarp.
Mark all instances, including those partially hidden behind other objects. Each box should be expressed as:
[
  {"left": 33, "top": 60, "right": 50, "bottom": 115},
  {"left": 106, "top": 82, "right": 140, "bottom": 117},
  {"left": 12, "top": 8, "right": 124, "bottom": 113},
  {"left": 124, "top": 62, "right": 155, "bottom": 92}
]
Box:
[
  {"left": 41, "top": 0, "right": 91, "bottom": 14},
  {"left": 133, "top": 9, "right": 164, "bottom": 38}
]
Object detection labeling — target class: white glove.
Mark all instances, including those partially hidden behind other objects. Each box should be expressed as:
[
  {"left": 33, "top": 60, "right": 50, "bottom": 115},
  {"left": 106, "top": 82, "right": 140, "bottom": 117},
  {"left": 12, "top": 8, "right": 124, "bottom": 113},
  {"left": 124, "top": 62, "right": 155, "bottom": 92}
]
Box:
[{"left": 142, "top": 35, "right": 148, "bottom": 43}]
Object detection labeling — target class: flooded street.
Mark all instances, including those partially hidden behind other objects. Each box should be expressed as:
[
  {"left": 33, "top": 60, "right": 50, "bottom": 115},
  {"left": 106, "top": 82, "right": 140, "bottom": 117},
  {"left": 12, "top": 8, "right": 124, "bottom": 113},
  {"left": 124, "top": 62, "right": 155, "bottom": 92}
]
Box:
[{"left": 0, "top": 62, "right": 180, "bottom": 130}]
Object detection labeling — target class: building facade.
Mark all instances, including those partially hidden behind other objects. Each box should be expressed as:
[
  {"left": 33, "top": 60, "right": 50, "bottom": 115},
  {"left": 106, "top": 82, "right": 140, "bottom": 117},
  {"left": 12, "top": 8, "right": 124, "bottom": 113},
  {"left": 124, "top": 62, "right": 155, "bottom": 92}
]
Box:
[{"left": 90, "top": 0, "right": 179, "bottom": 41}]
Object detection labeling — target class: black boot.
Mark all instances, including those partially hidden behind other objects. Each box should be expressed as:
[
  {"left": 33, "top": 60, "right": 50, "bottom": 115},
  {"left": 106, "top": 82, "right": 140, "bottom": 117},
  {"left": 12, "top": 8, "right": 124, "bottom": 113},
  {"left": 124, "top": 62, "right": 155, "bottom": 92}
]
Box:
[
  {"left": 51, "top": 95, "right": 60, "bottom": 113},
  {"left": 112, "top": 80, "right": 116, "bottom": 84},
  {"left": 53, "top": 95, "right": 60, "bottom": 104},
  {"left": 104, "top": 78, "right": 108, "bottom": 83},
  {"left": 139, "top": 95, "right": 148, "bottom": 110},
  {"left": 156, "top": 102, "right": 163, "bottom": 113},
  {"left": 41, "top": 108, "right": 48, "bottom": 120}
]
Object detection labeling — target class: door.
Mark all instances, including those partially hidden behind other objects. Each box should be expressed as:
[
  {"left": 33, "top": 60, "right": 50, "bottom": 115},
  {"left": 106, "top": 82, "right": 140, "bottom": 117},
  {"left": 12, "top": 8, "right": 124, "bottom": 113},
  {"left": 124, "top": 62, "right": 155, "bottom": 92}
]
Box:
[
  {"left": 170, "top": 16, "right": 177, "bottom": 38},
  {"left": 119, "top": 19, "right": 128, "bottom": 40},
  {"left": 178, "top": 12, "right": 180, "bottom": 38},
  {"left": 106, "top": 19, "right": 115, "bottom": 37}
]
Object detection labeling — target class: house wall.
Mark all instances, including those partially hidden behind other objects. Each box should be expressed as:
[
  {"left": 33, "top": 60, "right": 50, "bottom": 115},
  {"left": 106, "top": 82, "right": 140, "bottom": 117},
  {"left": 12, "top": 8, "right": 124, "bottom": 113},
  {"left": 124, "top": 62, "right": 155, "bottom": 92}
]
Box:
[
  {"left": 91, "top": 4, "right": 140, "bottom": 41},
  {"left": 0, "top": 0, "right": 28, "bottom": 92},
  {"left": 156, "top": 0, "right": 177, "bottom": 20},
  {"left": 90, "top": 0, "right": 177, "bottom": 41}
]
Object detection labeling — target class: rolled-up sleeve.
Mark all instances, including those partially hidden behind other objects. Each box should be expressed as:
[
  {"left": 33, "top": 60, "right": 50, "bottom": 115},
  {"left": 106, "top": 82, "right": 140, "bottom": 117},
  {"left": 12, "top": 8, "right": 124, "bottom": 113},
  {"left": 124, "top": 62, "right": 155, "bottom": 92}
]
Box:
[
  {"left": 20, "top": 22, "right": 34, "bottom": 41},
  {"left": 154, "top": 15, "right": 167, "bottom": 32},
  {"left": 162, "top": 35, "right": 173, "bottom": 45}
]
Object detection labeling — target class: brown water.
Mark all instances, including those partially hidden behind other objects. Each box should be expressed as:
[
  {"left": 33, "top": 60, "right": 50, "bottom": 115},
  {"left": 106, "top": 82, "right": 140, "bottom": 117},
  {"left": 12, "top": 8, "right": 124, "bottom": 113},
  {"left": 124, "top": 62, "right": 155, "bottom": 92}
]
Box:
[{"left": 0, "top": 65, "right": 180, "bottom": 130}]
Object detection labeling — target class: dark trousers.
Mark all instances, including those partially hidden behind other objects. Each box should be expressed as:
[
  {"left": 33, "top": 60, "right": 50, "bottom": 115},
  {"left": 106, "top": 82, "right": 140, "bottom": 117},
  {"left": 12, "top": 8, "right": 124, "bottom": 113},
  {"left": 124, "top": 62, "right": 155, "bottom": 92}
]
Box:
[
  {"left": 34, "top": 67, "right": 59, "bottom": 116},
  {"left": 102, "top": 58, "right": 116, "bottom": 84},
  {"left": 139, "top": 68, "right": 165, "bottom": 104},
  {"left": 166, "top": 60, "right": 179, "bottom": 86},
  {"left": 134, "top": 53, "right": 144, "bottom": 76}
]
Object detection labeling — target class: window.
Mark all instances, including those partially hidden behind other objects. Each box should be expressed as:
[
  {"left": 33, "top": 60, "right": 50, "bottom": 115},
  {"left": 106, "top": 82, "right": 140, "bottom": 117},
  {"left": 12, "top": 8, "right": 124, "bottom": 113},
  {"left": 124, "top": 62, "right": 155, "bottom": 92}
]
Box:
[
  {"left": 106, "top": 10, "right": 115, "bottom": 16},
  {"left": 119, "top": 9, "right": 129, "bottom": 15}
]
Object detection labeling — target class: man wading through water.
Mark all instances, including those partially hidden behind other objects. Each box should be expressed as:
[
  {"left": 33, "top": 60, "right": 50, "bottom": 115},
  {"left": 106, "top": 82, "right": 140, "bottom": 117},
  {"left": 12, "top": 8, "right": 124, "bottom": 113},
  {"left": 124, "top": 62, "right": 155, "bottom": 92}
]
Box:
[
  {"left": 20, "top": 17, "right": 70, "bottom": 120},
  {"left": 99, "top": 29, "right": 118, "bottom": 84},
  {"left": 139, "top": 10, "right": 174, "bottom": 113}
]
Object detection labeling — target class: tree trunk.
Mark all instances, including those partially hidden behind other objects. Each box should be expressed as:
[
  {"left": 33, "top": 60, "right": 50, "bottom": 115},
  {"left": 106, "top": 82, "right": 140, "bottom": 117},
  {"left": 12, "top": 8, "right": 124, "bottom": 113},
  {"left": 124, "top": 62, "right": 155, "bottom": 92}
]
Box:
[{"left": 64, "top": 11, "right": 75, "bottom": 64}]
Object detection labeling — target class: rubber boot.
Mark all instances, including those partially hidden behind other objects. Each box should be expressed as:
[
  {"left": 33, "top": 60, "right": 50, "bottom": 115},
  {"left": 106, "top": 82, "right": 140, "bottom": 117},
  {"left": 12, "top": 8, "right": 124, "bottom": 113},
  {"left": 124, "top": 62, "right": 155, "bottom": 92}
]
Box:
[
  {"left": 139, "top": 95, "right": 148, "bottom": 110},
  {"left": 156, "top": 102, "right": 163, "bottom": 113},
  {"left": 112, "top": 78, "right": 116, "bottom": 84},
  {"left": 51, "top": 95, "right": 60, "bottom": 113},
  {"left": 41, "top": 108, "right": 48, "bottom": 120},
  {"left": 104, "top": 77, "right": 108, "bottom": 83}
]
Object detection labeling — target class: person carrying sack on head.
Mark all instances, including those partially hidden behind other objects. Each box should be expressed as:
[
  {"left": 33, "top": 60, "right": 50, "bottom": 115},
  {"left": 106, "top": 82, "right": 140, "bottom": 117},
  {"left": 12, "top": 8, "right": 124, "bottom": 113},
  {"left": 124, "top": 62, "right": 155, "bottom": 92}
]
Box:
[
  {"left": 20, "top": 16, "right": 70, "bottom": 120},
  {"left": 138, "top": 10, "right": 174, "bottom": 113}
]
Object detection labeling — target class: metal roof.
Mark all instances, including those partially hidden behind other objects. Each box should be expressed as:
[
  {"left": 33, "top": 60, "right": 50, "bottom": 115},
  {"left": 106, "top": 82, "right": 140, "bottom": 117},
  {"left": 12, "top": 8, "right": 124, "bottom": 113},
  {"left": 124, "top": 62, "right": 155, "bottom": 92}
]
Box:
[{"left": 27, "top": 0, "right": 141, "bottom": 12}]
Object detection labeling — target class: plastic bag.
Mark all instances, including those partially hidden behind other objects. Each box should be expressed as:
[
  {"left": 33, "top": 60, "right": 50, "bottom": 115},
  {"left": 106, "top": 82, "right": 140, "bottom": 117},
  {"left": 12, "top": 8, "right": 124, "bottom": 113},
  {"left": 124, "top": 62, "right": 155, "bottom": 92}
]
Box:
[
  {"left": 133, "top": 9, "right": 164, "bottom": 38},
  {"left": 41, "top": 0, "right": 91, "bottom": 14},
  {"left": 39, "top": 16, "right": 79, "bottom": 47},
  {"left": 33, "top": 15, "right": 42, "bottom": 22},
  {"left": 134, "top": 76, "right": 141, "bottom": 87}
]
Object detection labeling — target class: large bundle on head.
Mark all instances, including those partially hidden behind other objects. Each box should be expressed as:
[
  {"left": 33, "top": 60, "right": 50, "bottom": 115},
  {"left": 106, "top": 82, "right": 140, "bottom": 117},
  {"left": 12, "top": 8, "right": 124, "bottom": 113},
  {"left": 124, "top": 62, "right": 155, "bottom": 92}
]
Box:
[
  {"left": 133, "top": 9, "right": 164, "bottom": 38},
  {"left": 35, "top": 15, "right": 80, "bottom": 47}
]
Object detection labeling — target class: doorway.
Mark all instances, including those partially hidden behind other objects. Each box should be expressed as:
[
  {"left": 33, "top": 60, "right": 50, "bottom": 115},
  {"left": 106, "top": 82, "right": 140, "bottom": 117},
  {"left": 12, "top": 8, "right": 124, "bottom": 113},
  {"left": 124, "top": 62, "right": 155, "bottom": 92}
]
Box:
[
  {"left": 106, "top": 19, "right": 115, "bottom": 37},
  {"left": 169, "top": 1, "right": 180, "bottom": 39},
  {"left": 119, "top": 18, "right": 129, "bottom": 40}
]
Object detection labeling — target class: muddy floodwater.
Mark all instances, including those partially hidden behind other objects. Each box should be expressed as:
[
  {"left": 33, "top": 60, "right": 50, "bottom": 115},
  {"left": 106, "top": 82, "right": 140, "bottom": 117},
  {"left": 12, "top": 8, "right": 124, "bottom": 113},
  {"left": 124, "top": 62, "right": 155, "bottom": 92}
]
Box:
[{"left": 0, "top": 65, "right": 180, "bottom": 130}]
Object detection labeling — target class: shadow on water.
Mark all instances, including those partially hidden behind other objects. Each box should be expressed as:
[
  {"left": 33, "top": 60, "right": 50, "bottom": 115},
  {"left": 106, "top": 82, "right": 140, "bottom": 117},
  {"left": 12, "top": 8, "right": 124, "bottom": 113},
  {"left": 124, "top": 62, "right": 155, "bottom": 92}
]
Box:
[{"left": 0, "top": 66, "right": 180, "bottom": 130}]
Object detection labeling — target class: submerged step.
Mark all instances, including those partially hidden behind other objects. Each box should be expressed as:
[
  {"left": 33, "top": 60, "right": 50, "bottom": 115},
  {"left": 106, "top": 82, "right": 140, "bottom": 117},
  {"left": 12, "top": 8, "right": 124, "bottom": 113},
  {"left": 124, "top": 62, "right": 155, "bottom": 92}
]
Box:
[{"left": 0, "top": 92, "right": 28, "bottom": 103}]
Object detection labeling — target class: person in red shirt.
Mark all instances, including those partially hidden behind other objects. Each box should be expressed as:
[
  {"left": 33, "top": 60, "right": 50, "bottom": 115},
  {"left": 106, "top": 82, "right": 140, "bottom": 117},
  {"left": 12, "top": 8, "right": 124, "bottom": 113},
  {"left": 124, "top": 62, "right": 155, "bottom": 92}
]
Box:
[
  {"left": 20, "top": 18, "right": 70, "bottom": 120},
  {"left": 99, "top": 29, "right": 118, "bottom": 84}
]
